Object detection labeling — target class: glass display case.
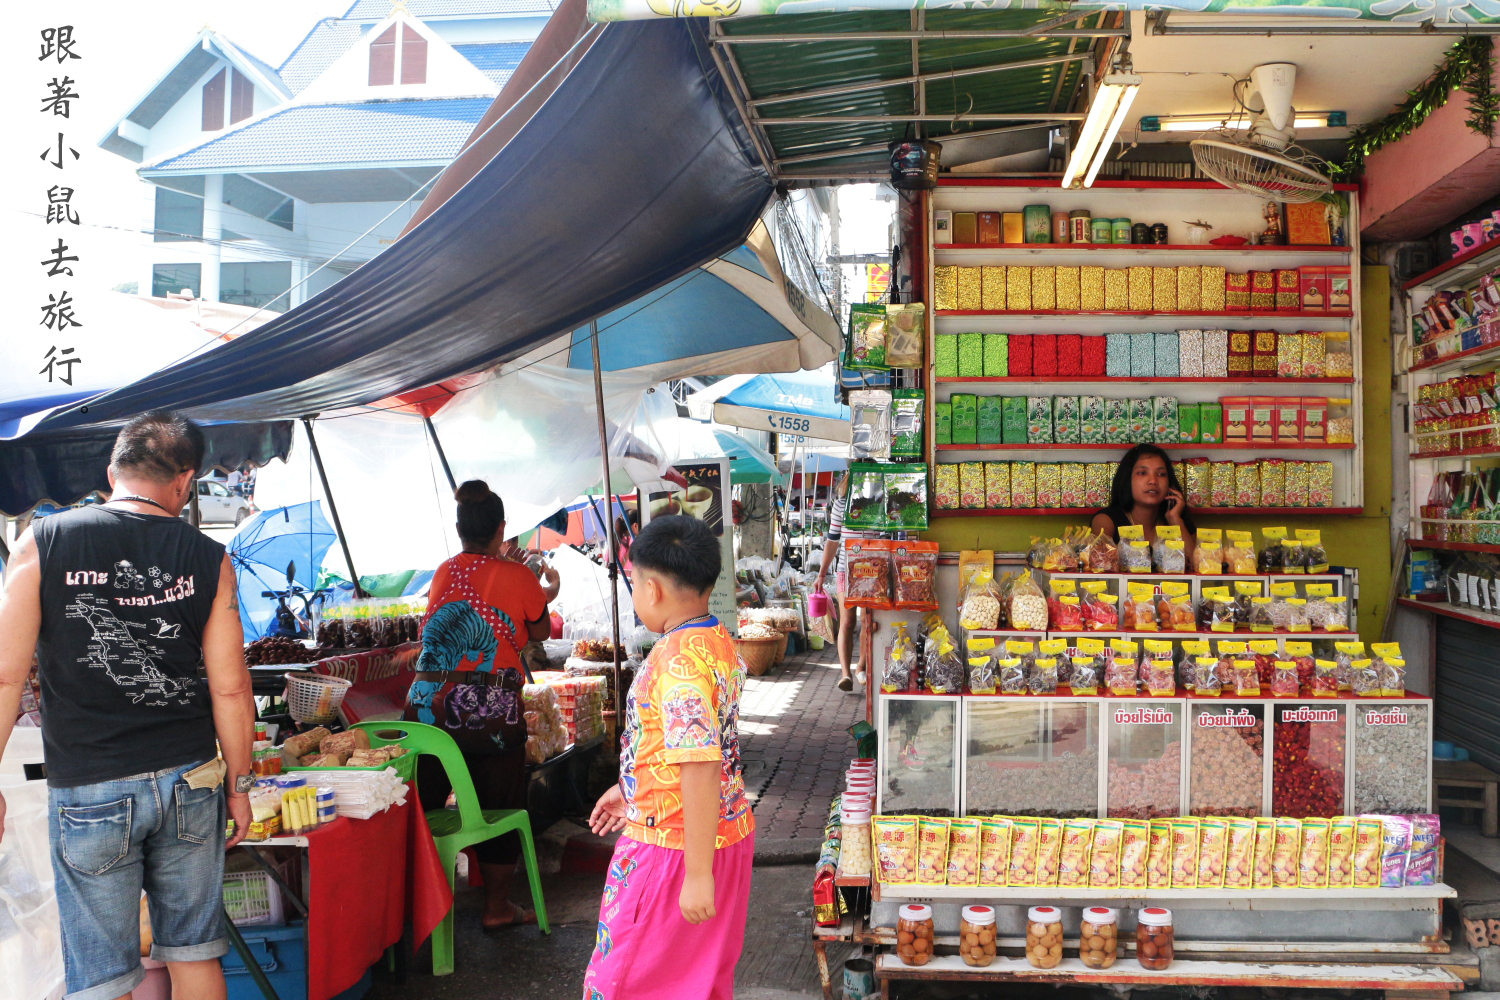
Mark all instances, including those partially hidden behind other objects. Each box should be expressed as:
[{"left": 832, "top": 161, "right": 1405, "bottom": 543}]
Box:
[
  {"left": 963, "top": 700, "right": 1098, "bottom": 818},
  {"left": 1351, "top": 701, "right": 1431, "bottom": 815},
  {"left": 1271, "top": 702, "right": 1347, "bottom": 818},
  {"left": 1188, "top": 703, "right": 1266, "bottom": 817},
  {"left": 1105, "top": 701, "right": 1183, "bottom": 819},
  {"left": 879, "top": 695, "right": 961, "bottom": 817}
]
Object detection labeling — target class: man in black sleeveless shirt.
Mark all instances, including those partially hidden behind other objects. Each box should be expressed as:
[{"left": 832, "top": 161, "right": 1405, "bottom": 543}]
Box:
[{"left": 0, "top": 410, "right": 254, "bottom": 1000}]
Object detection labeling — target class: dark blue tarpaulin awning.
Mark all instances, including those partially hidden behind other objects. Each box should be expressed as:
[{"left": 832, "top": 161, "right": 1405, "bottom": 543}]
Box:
[{"left": 12, "top": 12, "right": 771, "bottom": 437}]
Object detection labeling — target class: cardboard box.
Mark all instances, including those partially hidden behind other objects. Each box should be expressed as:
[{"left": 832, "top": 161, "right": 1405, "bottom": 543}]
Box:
[
  {"left": 1249, "top": 396, "right": 1276, "bottom": 443},
  {"left": 1274, "top": 398, "right": 1303, "bottom": 443},
  {"left": 1152, "top": 396, "right": 1178, "bottom": 443},
  {"left": 1299, "top": 266, "right": 1327, "bottom": 312},
  {"left": 978, "top": 211, "right": 1001, "bottom": 244},
  {"left": 1002, "top": 396, "right": 1028, "bottom": 443},
  {"left": 1328, "top": 266, "right": 1352, "bottom": 310},
  {"left": 1301, "top": 397, "right": 1328, "bottom": 442},
  {"left": 1221, "top": 396, "right": 1251, "bottom": 442},
  {"left": 935, "top": 402, "right": 952, "bottom": 444},
  {"left": 1129, "top": 397, "right": 1154, "bottom": 440}
]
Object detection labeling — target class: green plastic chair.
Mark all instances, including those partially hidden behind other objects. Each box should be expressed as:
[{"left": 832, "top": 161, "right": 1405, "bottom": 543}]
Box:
[{"left": 352, "top": 721, "right": 549, "bottom": 976}]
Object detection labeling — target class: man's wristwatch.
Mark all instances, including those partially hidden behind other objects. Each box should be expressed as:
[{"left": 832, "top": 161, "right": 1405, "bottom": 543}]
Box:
[{"left": 234, "top": 774, "right": 256, "bottom": 794}]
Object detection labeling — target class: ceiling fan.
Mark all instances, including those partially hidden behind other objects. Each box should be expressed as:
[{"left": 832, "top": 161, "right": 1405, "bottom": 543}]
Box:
[{"left": 1190, "top": 63, "right": 1333, "bottom": 204}]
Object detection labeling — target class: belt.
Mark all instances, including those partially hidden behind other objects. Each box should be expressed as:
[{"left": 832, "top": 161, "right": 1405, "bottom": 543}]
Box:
[{"left": 413, "top": 670, "right": 511, "bottom": 687}]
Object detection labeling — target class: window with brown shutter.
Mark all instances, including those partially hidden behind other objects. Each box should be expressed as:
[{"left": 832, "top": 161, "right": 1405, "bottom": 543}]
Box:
[
  {"left": 230, "top": 69, "right": 254, "bottom": 124},
  {"left": 400, "top": 24, "right": 427, "bottom": 85},
  {"left": 202, "top": 68, "right": 225, "bottom": 131},
  {"left": 369, "top": 24, "right": 396, "bottom": 86}
]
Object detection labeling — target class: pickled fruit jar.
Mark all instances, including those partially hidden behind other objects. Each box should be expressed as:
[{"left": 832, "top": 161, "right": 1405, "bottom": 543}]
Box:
[
  {"left": 896, "top": 904, "right": 934, "bottom": 967},
  {"left": 959, "top": 905, "right": 997, "bottom": 967},
  {"left": 1079, "top": 907, "right": 1118, "bottom": 969},
  {"left": 840, "top": 805, "right": 872, "bottom": 877},
  {"left": 1136, "top": 906, "right": 1174, "bottom": 970},
  {"left": 1026, "top": 905, "right": 1063, "bottom": 969}
]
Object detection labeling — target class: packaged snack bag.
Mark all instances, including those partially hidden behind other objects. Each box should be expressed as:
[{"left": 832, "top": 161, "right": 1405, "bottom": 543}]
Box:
[
  {"left": 1196, "top": 528, "right": 1224, "bottom": 574},
  {"left": 1035, "top": 818, "right": 1064, "bottom": 887},
  {"left": 1144, "top": 639, "right": 1177, "bottom": 696},
  {"left": 1258, "top": 527, "right": 1289, "bottom": 572},
  {"left": 1380, "top": 815, "right": 1412, "bottom": 888},
  {"left": 873, "top": 816, "right": 919, "bottom": 884},
  {"left": 1297, "top": 528, "right": 1329, "bottom": 573},
  {"left": 1147, "top": 819, "right": 1173, "bottom": 889},
  {"left": 1272, "top": 817, "right": 1301, "bottom": 888},
  {"left": 1404, "top": 814, "right": 1440, "bottom": 887},
  {"left": 1009, "top": 569, "right": 1050, "bottom": 631},
  {"left": 1311, "top": 659, "right": 1339, "bottom": 697},
  {"left": 1334, "top": 640, "right": 1365, "bottom": 692},
  {"left": 1160, "top": 581, "right": 1196, "bottom": 631},
  {"left": 1250, "top": 817, "right": 1275, "bottom": 889},
  {"left": 1224, "top": 817, "right": 1258, "bottom": 889},
  {"left": 1118, "top": 820, "right": 1150, "bottom": 890},
  {"left": 1350, "top": 658, "right": 1380, "bottom": 697},
  {"left": 1089, "top": 820, "right": 1124, "bottom": 888},
  {"left": 1201, "top": 586, "right": 1234, "bottom": 632},
  {"left": 1327, "top": 816, "right": 1356, "bottom": 888},
  {"left": 1030, "top": 656, "right": 1060, "bottom": 696},
  {"left": 1196, "top": 817, "right": 1229, "bottom": 888},
  {"left": 968, "top": 636, "right": 998, "bottom": 695},
  {"left": 844, "top": 539, "right": 895, "bottom": 609},
  {"left": 882, "top": 622, "right": 918, "bottom": 693},
  {"left": 1124, "top": 582, "right": 1158, "bottom": 632},
  {"left": 1372, "top": 642, "right": 1406, "bottom": 697},
  {"left": 1298, "top": 818, "right": 1331, "bottom": 888},
  {"left": 947, "top": 817, "right": 982, "bottom": 887},
  {"left": 1352, "top": 816, "right": 1384, "bottom": 889},
  {"left": 1179, "top": 638, "right": 1209, "bottom": 688},
  {"left": 1225, "top": 530, "right": 1257, "bottom": 574},
  {"left": 1058, "top": 818, "right": 1095, "bottom": 888},
  {"left": 958, "top": 567, "right": 1003, "bottom": 631},
  {"left": 1194, "top": 656, "right": 1222, "bottom": 697},
  {"left": 1170, "top": 818, "right": 1201, "bottom": 889},
  {"left": 1234, "top": 659, "right": 1261, "bottom": 697},
  {"left": 1107, "top": 639, "right": 1139, "bottom": 696},
  {"left": 1153, "top": 524, "right": 1185, "bottom": 573},
  {"left": 999, "top": 656, "right": 1027, "bottom": 695},
  {"left": 1271, "top": 660, "right": 1300, "bottom": 698},
  {"left": 1118, "top": 525, "right": 1151, "bottom": 571},
  {"left": 978, "top": 817, "right": 1014, "bottom": 887},
  {"left": 917, "top": 817, "right": 951, "bottom": 886},
  {"left": 1070, "top": 655, "right": 1100, "bottom": 697},
  {"left": 1080, "top": 580, "right": 1119, "bottom": 631},
  {"left": 1048, "top": 578, "right": 1083, "bottom": 631},
  {"left": 893, "top": 540, "right": 940, "bottom": 611},
  {"left": 1008, "top": 818, "right": 1041, "bottom": 887}
]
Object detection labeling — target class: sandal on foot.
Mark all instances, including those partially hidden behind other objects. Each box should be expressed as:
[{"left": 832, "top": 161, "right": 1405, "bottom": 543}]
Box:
[
  {"left": 837, "top": 676, "right": 853, "bottom": 692},
  {"left": 482, "top": 905, "right": 537, "bottom": 931}
]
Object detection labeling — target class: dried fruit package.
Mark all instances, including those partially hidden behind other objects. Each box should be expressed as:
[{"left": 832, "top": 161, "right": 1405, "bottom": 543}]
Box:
[
  {"left": 1170, "top": 818, "right": 1201, "bottom": 888},
  {"left": 1248, "top": 596, "right": 1275, "bottom": 632},
  {"left": 947, "top": 817, "right": 982, "bottom": 887},
  {"left": 1008, "top": 818, "right": 1041, "bottom": 886},
  {"left": 874, "top": 816, "right": 919, "bottom": 884},
  {"left": 1201, "top": 586, "right": 1234, "bottom": 632},
  {"left": 1080, "top": 580, "right": 1119, "bottom": 631},
  {"left": 1144, "top": 639, "right": 1177, "bottom": 696},
  {"left": 1258, "top": 527, "right": 1289, "bottom": 572},
  {"left": 1179, "top": 639, "right": 1209, "bottom": 689},
  {"left": 978, "top": 817, "right": 1013, "bottom": 887},
  {"left": 1058, "top": 818, "right": 1095, "bottom": 888},
  {"left": 1350, "top": 658, "right": 1380, "bottom": 697},
  {"left": 998, "top": 656, "right": 1027, "bottom": 695},
  {"left": 1380, "top": 815, "right": 1412, "bottom": 887},
  {"left": 1372, "top": 641, "right": 1406, "bottom": 697},
  {"left": 1147, "top": 820, "right": 1173, "bottom": 889},
  {"left": 1048, "top": 578, "right": 1083, "bottom": 631},
  {"left": 1111, "top": 820, "right": 1148, "bottom": 890},
  {"left": 968, "top": 636, "right": 998, "bottom": 695},
  {"left": 1195, "top": 817, "right": 1229, "bottom": 888},
  {"left": 1249, "top": 639, "right": 1279, "bottom": 687},
  {"left": 1334, "top": 640, "right": 1365, "bottom": 692},
  {"left": 958, "top": 569, "right": 1003, "bottom": 630},
  {"left": 1030, "top": 656, "right": 1060, "bottom": 696},
  {"left": 1124, "top": 582, "right": 1158, "bottom": 632},
  {"left": 1351, "top": 816, "right": 1384, "bottom": 889},
  {"left": 924, "top": 620, "right": 966, "bottom": 695},
  {"left": 1234, "top": 658, "right": 1261, "bottom": 697},
  {"left": 1271, "top": 817, "right": 1302, "bottom": 888},
  {"left": 1311, "top": 659, "right": 1339, "bottom": 696},
  {"left": 844, "top": 538, "right": 894, "bottom": 609},
  {"left": 1009, "top": 570, "right": 1050, "bottom": 631},
  {"left": 1284, "top": 640, "right": 1315, "bottom": 691},
  {"left": 917, "top": 818, "right": 952, "bottom": 886},
  {"left": 1107, "top": 639, "right": 1140, "bottom": 696},
  {"left": 1117, "top": 524, "right": 1151, "bottom": 571},
  {"left": 1194, "top": 656, "right": 1222, "bottom": 697},
  {"left": 1081, "top": 530, "right": 1119, "bottom": 573},
  {"left": 1073, "top": 637, "right": 1106, "bottom": 695},
  {"left": 1252, "top": 817, "right": 1276, "bottom": 888},
  {"left": 1035, "top": 818, "right": 1064, "bottom": 887},
  {"left": 1270, "top": 660, "right": 1300, "bottom": 697},
  {"left": 1297, "top": 528, "right": 1329, "bottom": 574},
  {"left": 882, "top": 622, "right": 918, "bottom": 693},
  {"left": 1153, "top": 524, "right": 1185, "bottom": 573},
  {"left": 1223, "top": 817, "right": 1258, "bottom": 889},
  {"left": 1225, "top": 529, "right": 1257, "bottom": 574},
  {"left": 893, "top": 540, "right": 940, "bottom": 610},
  {"left": 1089, "top": 820, "right": 1124, "bottom": 888},
  {"left": 1327, "top": 816, "right": 1356, "bottom": 888},
  {"left": 1298, "top": 817, "right": 1331, "bottom": 888},
  {"left": 1280, "top": 539, "right": 1306, "bottom": 575},
  {"left": 1404, "top": 814, "right": 1440, "bottom": 887}
]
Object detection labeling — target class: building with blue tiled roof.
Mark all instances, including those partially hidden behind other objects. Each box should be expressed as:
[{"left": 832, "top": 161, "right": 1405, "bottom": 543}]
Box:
[{"left": 98, "top": 2, "right": 540, "bottom": 313}]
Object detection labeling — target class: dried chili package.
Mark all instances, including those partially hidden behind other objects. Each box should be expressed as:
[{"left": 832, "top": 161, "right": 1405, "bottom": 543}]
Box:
[
  {"left": 1080, "top": 580, "right": 1118, "bottom": 631},
  {"left": 1147, "top": 819, "right": 1173, "bottom": 889},
  {"left": 892, "top": 540, "right": 939, "bottom": 610},
  {"left": 1048, "top": 578, "right": 1083, "bottom": 631},
  {"left": 1311, "top": 659, "right": 1339, "bottom": 697},
  {"left": 978, "top": 817, "right": 1013, "bottom": 887},
  {"left": 1270, "top": 660, "right": 1300, "bottom": 697},
  {"left": 1249, "top": 639, "right": 1279, "bottom": 687},
  {"left": 1271, "top": 817, "right": 1302, "bottom": 888}
]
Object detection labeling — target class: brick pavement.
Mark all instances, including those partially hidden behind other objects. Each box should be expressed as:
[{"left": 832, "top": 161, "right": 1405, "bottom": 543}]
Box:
[{"left": 738, "top": 644, "right": 868, "bottom": 841}]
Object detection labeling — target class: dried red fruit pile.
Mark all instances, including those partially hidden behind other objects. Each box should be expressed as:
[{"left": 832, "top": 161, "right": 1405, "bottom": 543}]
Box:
[
  {"left": 1108, "top": 740, "right": 1182, "bottom": 819},
  {"left": 1272, "top": 718, "right": 1345, "bottom": 817}
]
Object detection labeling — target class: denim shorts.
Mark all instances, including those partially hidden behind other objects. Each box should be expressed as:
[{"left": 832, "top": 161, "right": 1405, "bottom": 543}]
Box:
[{"left": 48, "top": 759, "right": 228, "bottom": 1000}]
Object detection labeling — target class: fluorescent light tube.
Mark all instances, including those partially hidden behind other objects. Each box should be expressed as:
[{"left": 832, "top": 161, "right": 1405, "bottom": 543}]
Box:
[{"left": 1062, "top": 71, "right": 1142, "bottom": 189}]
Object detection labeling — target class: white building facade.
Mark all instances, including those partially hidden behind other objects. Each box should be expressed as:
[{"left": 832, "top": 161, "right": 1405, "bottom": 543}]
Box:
[{"left": 98, "top": 0, "right": 550, "bottom": 313}]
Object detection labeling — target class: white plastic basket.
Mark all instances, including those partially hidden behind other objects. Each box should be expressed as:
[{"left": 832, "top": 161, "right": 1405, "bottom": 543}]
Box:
[
  {"left": 284, "top": 671, "right": 352, "bottom": 725},
  {"left": 223, "top": 870, "right": 284, "bottom": 926}
]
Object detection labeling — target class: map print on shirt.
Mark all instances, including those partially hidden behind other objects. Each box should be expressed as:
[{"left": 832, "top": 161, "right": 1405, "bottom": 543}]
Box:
[{"left": 65, "top": 593, "right": 199, "bottom": 707}]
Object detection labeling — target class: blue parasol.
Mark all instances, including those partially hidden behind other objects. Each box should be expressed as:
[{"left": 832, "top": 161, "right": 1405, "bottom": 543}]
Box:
[{"left": 227, "top": 501, "right": 337, "bottom": 640}]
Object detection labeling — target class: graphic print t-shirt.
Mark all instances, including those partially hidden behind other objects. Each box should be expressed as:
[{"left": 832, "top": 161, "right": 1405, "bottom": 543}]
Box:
[
  {"left": 34, "top": 506, "right": 224, "bottom": 786},
  {"left": 619, "top": 618, "right": 753, "bottom": 850}
]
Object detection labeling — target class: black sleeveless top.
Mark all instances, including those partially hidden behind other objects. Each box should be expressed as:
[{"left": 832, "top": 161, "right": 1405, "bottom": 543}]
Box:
[{"left": 34, "top": 505, "right": 224, "bottom": 786}]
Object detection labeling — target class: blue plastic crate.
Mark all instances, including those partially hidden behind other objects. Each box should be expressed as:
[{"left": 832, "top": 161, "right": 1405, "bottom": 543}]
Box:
[{"left": 224, "top": 922, "right": 306, "bottom": 1000}]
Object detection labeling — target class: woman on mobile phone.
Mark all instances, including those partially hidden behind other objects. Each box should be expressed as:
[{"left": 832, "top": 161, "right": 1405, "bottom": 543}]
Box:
[{"left": 1089, "top": 444, "right": 1197, "bottom": 564}]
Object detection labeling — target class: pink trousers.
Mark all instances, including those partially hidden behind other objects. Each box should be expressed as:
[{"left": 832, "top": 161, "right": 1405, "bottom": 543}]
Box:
[{"left": 582, "top": 832, "right": 755, "bottom": 1000}]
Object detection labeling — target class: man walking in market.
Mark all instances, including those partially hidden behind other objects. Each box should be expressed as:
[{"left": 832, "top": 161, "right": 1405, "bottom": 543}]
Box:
[{"left": 0, "top": 409, "right": 256, "bottom": 1000}]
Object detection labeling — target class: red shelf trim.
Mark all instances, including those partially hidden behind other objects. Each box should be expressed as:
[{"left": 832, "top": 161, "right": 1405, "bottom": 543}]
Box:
[
  {"left": 1408, "top": 339, "right": 1500, "bottom": 374},
  {"left": 938, "top": 309, "right": 1353, "bottom": 319},
  {"left": 932, "top": 507, "right": 1361, "bottom": 517},
  {"left": 937, "top": 442, "right": 1355, "bottom": 451},
  {"left": 935, "top": 243, "right": 1350, "bottom": 253},
  {"left": 935, "top": 178, "right": 1360, "bottom": 192},
  {"left": 934, "top": 376, "right": 1355, "bottom": 384},
  {"left": 1396, "top": 596, "right": 1500, "bottom": 630},
  {"left": 1409, "top": 538, "right": 1500, "bottom": 555},
  {"left": 1401, "top": 234, "right": 1500, "bottom": 291}
]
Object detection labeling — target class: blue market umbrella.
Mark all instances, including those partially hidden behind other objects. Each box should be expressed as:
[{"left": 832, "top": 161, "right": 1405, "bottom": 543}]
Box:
[{"left": 228, "top": 501, "right": 336, "bottom": 640}]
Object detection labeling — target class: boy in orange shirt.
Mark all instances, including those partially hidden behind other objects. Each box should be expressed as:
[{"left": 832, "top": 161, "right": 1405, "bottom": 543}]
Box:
[{"left": 584, "top": 515, "right": 754, "bottom": 1000}]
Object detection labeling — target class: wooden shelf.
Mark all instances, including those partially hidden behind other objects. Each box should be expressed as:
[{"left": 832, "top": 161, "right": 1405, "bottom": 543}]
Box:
[
  {"left": 935, "top": 376, "right": 1355, "bottom": 385},
  {"left": 1409, "top": 538, "right": 1500, "bottom": 555},
  {"left": 938, "top": 309, "right": 1352, "bottom": 319},
  {"left": 1402, "top": 233, "right": 1500, "bottom": 291},
  {"left": 932, "top": 507, "right": 1361, "bottom": 517},
  {"left": 1396, "top": 597, "right": 1500, "bottom": 630},
  {"left": 937, "top": 442, "right": 1355, "bottom": 452},
  {"left": 935, "top": 243, "right": 1351, "bottom": 254}
]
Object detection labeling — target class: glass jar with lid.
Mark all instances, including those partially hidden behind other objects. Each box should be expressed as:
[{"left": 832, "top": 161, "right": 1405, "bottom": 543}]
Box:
[
  {"left": 959, "top": 905, "right": 997, "bottom": 967},
  {"left": 1079, "top": 907, "right": 1118, "bottom": 968},
  {"left": 896, "top": 904, "right": 934, "bottom": 966},
  {"left": 1026, "top": 905, "right": 1063, "bottom": 968},
  {"left": 1136, "top": 906, "right": 1174, "bottom": 970},
  {"left": 839, "top": 803, "right": 872, "bottom": 877}
]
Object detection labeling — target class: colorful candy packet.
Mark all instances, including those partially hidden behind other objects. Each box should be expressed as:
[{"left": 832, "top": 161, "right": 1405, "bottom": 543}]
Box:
[
  {"left": 1118, "top": 819, "right": 1151, "bottom": 890},
  {"left": 1352, "top": 816, "right": 1384, "bottom": 889},
  {"left": 1008, "top": 817, "right": 1040, "bottom": 887},
  {"left": 873, "top": 815, "right": 918, "bottom": 884},
  {"left": 1380, "top": 814, "right": 1412, "bottom": 888},
  {"left": 1196, "top": 817, "right": 1229, "bottom": 888},
  {"left": 1147, "top": 819, "right": 1173, "bottom": 889},
  {"left": 1404, "top": 814, "right": 1440, "bottom": 887},
  {"left": 1223, "top": 817, "right": 1258, "bottom": 889},
  {"left": 1252, "top": 817, "right": 1276, "bottom": 889}
]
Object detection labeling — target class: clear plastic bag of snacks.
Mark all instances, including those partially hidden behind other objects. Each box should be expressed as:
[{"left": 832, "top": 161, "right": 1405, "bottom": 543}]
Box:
[
  {"left": 1350, "top": 658, "right": 1380, "bottom": 696},
  {"left": 1311, "top": 658, "right": 1339, "bottom": 696},
  {"left": 1267, "top": 581, "right": 1296, "bottom": 629},
  {"left": 1124, "top": 582, "right": 1158, "bottom": 631},
  {"left": 1160, "top": 585, "right": 1196, "bottom": 631},
  {"left": 1297, "top": 528, "right": 1329, "bottom": 573},
  {"left": 1080, "top": 581, "right": 1119, "bottom": 630},
  {"left": 1009, "top": 570, "right": 1050, "bottom": 631},
  {"left": 925, "top": 621, "right": 967, "bottom": 694},
  {"left": 1153, "top": 525, "right": 1184, "bottom": 573},
  {"left": 1081, "top": 530, "right": 1118, "bottom": 573},
  {"left": 958, "top": 569, "right": 1003, "bottom": 630},
  {"left": 1144, "top": 640, "right": 1177, "bottom": 696},
  {"left": 1200, "top": 586, "right": 1234, "bottom": 631},
  {"left": 1284, "top": 641, "right": 1315, "bottom": 689},
  {"left": 1270, "top": 659, "right": 1300, "bottom": 697},
  {"left": 1258, "top": 528, "right": 1288, "bottom": 572},
  {"left": 1029, "top": 656, "right": 1059, "bottom": 695},
  {"left": 1321, "top": 595, "right": 1349, "bottom": 631},
  {"left": 1048, "top": 579, "right": 1083, "bottom": 631},
  {"left": 1194, "top": 656, "right": 1222, "bottom": 696},
  {"left": 883, "top": 622, "right": 918, "bottom": 693},
  {"left": 1232, "top": 581, "right": 1262, "bottom": 627},
  {"left": 1283, "top": 597, "right": 1310, "bottom": 632},
  {"left": 1372, "top": 642, "right": 1406, "bottom": 696},
  {"left": 1249, "top": 639, "right": 1279, "bottom": 687},
  {"left": 1224, "top": 530, "right": 1257, "bottom": 574},
  {"left": 1216, "top": 640, "right": 1245, "bottom": 689},
  {"left": 1070, "top": 655, "right": 1100, "bottom": 696},
  {"left": 1107, "top": 639, "right": 1140, "bottom": 696},
  {"left": 1248, "top": 597, "right": 1275, "bottom": 631},
  {"left": 999, "top": 656, "right": 1028, "bottom": 694},
  {"left": 1196, "top": 528, "right": 1223, "bottom": 574},
  {"left": 1234, "top": 658, "right": 1261, "bottom": 697},
  {"left": 1280, "top": 539, "right": 1306, "bottom": 575},
  {"left": 1118, "top": 524, "right": 1151, "bottom": 571},
  {"left": 967, "top": 637, "right": 998, "bottom": 694},
  {"left": 1178, "top": 639, "right": 1207, "bottom": 688},
  {"left": 1334, "top": 640, "right": 1364, "bottom": 691}
]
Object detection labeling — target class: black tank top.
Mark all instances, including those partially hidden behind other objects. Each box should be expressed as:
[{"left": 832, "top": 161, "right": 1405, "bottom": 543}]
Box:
[{"left": 34, "top": 505, "right": 224, "bottom": 786}]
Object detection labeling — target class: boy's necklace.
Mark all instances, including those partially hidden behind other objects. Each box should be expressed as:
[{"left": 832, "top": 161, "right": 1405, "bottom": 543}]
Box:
[{"left": 664, "top": 614, "right": 713, "bottom": 634}]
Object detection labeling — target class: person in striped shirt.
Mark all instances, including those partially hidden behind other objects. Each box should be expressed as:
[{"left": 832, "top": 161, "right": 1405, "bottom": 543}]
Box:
[{"left": 813, "top": 473, "right": 864, "bottom": 692}]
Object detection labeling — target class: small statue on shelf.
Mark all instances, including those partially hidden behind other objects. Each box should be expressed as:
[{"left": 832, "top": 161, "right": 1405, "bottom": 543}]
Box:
[{"left": 1261, "top": 200, "right": 1284, "bottom": 245}]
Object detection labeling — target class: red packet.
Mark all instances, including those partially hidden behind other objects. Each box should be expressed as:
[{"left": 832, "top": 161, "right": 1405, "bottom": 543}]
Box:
[
  {"left": 1009, "top": 335, "right": 1033, "bottom": 377},
  {"left": 1056, "top": 334, "right": 1081, "bottom": 375},
  {"left": 1033, "top": 334, "right": 1058, "bottom": 376}
]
